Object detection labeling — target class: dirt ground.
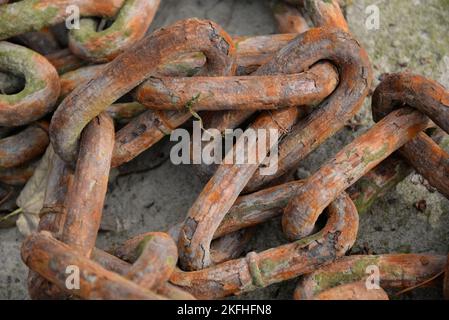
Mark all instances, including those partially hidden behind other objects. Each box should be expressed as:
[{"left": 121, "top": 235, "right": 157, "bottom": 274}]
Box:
[{"left": 0, "top": 0, "right": 448, "bottom": 299}]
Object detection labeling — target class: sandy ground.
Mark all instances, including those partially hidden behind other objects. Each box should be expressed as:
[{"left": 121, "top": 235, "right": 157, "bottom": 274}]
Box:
[{"left": 0, "top": 0, "right": 448, "bottom": 299}]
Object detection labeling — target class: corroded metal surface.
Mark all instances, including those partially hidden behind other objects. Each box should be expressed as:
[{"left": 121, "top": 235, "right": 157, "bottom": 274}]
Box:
[
  {"left": 0, "top": 122, "right": 49, "bottom": 169},
  {"left": 1, "top": 0, "right": 446, "bottom": 301},
  {"left": 282, "top": 73, "right": 449, "bottom": 240},
  {"left": 294, "top": 254, "right": 446, "bottom": 300},
  {"left": 134, "top": 63, "right": 338, "bottom": 112},
  {"left": 21, "top": 231, "right": 165, "bottom": 300},
  {"left": 178, "top": 26, "right": 371, "bottom": 271},
  {"left": 0, "top": 42, "right": 60, "bottom": 126},
  {"left": 50, "top": 19, "right": 236, "bottom": 164},
  {"left": 69, "top": 0, "right": 161, "bottom": 62},
  {"left": 282, "top": 108, "right": 430, "bottom": 240},
  {"left": 171, "top": 193, "right": 358, "bottom": 298},
  {"left": 60, "top": 113, "right": 114, "bottom": 257},
  {"left": 0, "top": 0, "right": 126, "bottom": 40},
  {"left": 373, "top": 73, "right": 449, "bottom": 198}
]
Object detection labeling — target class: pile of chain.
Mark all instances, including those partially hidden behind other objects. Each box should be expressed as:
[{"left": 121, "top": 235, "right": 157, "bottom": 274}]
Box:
[{"left": 0, "top": 0, "right": 448, "bottom": 299}]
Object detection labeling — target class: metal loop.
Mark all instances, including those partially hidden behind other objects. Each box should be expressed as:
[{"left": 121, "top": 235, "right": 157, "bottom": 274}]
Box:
[
  {"left": 0, "top": 42, "right": 60, "bottom": 126},
  {"left": 0, "top": 0, "right": 125, "bottom": 40},
  {"left": 69, "top": 0, "right": 161, "bottom": 62},
  {"left": 50, "top": 18, "right": 236, "bottom": 164}
]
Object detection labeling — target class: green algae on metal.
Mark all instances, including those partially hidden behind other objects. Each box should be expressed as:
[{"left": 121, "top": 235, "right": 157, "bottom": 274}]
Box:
[
  {"left": 312, "top": 256, "right": 380, "bottom": 295},
  {"left": 0, "top": 0, "right": 58, "bottom": 40},
  {"left": 69, "top": 0, "right": 160, "bottom": 62},
  {"left": 0, "top": 41, "right": 60, "bottom": 126},
  {"left": 361, "top": 143, "right": 389, "bottom": 166},
  {"left": 0, "top": 0, "right": 125, "bottom": 41}
]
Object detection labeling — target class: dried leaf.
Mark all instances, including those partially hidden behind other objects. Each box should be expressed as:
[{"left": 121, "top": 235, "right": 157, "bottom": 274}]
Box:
[
  {"left": 16, "top": 211, "right": 39, "bottom": 236},
  {"left": 15, "top": 146, "right": 53, "bottom": 236}
]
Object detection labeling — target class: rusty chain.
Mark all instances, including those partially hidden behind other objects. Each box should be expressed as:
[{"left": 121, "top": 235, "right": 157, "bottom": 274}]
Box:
[{"left": 0, "top": 0, "right": 446, "bottom": 300}]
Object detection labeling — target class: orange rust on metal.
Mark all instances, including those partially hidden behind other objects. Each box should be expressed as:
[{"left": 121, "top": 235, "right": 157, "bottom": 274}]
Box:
[
  {"left": 134, "top": 62, "right": 338, "bottom": 111},
  {"left": 112, "top": 110, "right": 191, "bottom": 167},
  {"left": 122, "top": 232, "right": 197, "bottom": 299},
  {"left": 55, "top": 33, "right": 298, "bottom": 164},
  {"left": 207, "top": 153, "right": 419, "bottom": 237},
  {"left": 294, "top": 254, "right": 447, "bottom": 300},
  {"left": 0, "top": 122, "right": 49, "bottom": 168},
  {"left": 69, "top": 0, "right": 161, "bottom": 63},
  {"left": 345, "top": 128, "right": 448, "bottom": 215},
  {"left": 189, "top": 4, "right": 311, "bottom": 183},
  {"left": 106, "top": 102, "right": 147, "bottom": 124},
  {"left": 26, "top": 230, "right": 194, "bottom": 299},
  {"left": 178, "top": 106, "right": 300, "bottom": 271},
  {"left": 282, "top": 107, "right": 430, "bottom": 240},
  {"left": 27, "top": 270, "right": 68, "bottom": 300},
  {"left": 114, "top": 155, "right": 415, "bottom": 258},
  {"left": 46, "top": 48, "right": 86, "bottom": 75},
  {"left": 50, "top": 19, "right": 236, "bottom": 164},
  {"left": 110, "top": 19, "right": 236, "bottom": 167},
  {"left": 37, "top": 147, "right": 74, "bottom": 237},
  {"left": 56, "top": 34, "right": 296, "bottom": 80},
  {"left": 244, "top": 1, "right": 366, "bottom": 194},
  {"left": 112, "top": 193, "right": 358, "bottom": 298},
  {"left": 244, "top": 30, "right": 372, "bottom": 192},
  {"left": 21, "top": 232, "right": 165, "bottom": 300},
  {"left": 213, "top": 181, "right": 307, "bottom": 238},
  {"left": 233, "top": 33, "right": 296, "bottom": 75},
  {"left": 56, "top": 33, "right": 301, "bottom": 168},
  {"left": 97, "top": 235, "right": 239, "bottom": 299},
  {"left": 173, "top": 7, "right": 307, "bottom": 269},
  {"left": 57, "top": 37, "right": 296, "bottom": 104},
  {"left": 90, "top": 246, "right": 196, "bottom": 300},
  {"left": 372, "top": 73, "right": 449, "bottom": 129},
  {"left": 59, "top": 64, "right": 106, "bottom": 99},
  {"left": 154, "top": 33, "right": 298, "bottom": 76},
  {"left": 346, "top": 155, "right": 413, "bottom": 214},
  {"left": 115, "top": 223, "right": 253, "bottom": 271},
  {"left": 54, "top": 33, "right": 301, "bottom": 169},
  {"left": 60, "top": 113, "right": 114, "bottom": 257},
  {"left": 0, "top": 159, "right": 38, "bottom": 185},
  {"left": 170, "top": 193, "right": 358, "bottom": 299},
  {"left": 127, "top": 233, "right": 196, "bottom": 299},
  {"left": 126, "top": 232, "right": 178, "bottom": 290},
  {"left": 27, "top": 147, "right": 74, "bottom": 300},
  {"left": 401, "top": 133, "right": 449, "bottom": 197},
  {"left": 178, "top": 26, "right": 371, "bottom": 271},
  {"left": 372, "top": 73, "right": 449, "bottom": 198},
  {"left": 209, "top": 228, "right": 256, "bottom": 265},
  {"left": 0, "top": 41, "right": 60, "bottom": 127},
  {"left": 194, "top": 2, "right": 311, "bottom": 152}
]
